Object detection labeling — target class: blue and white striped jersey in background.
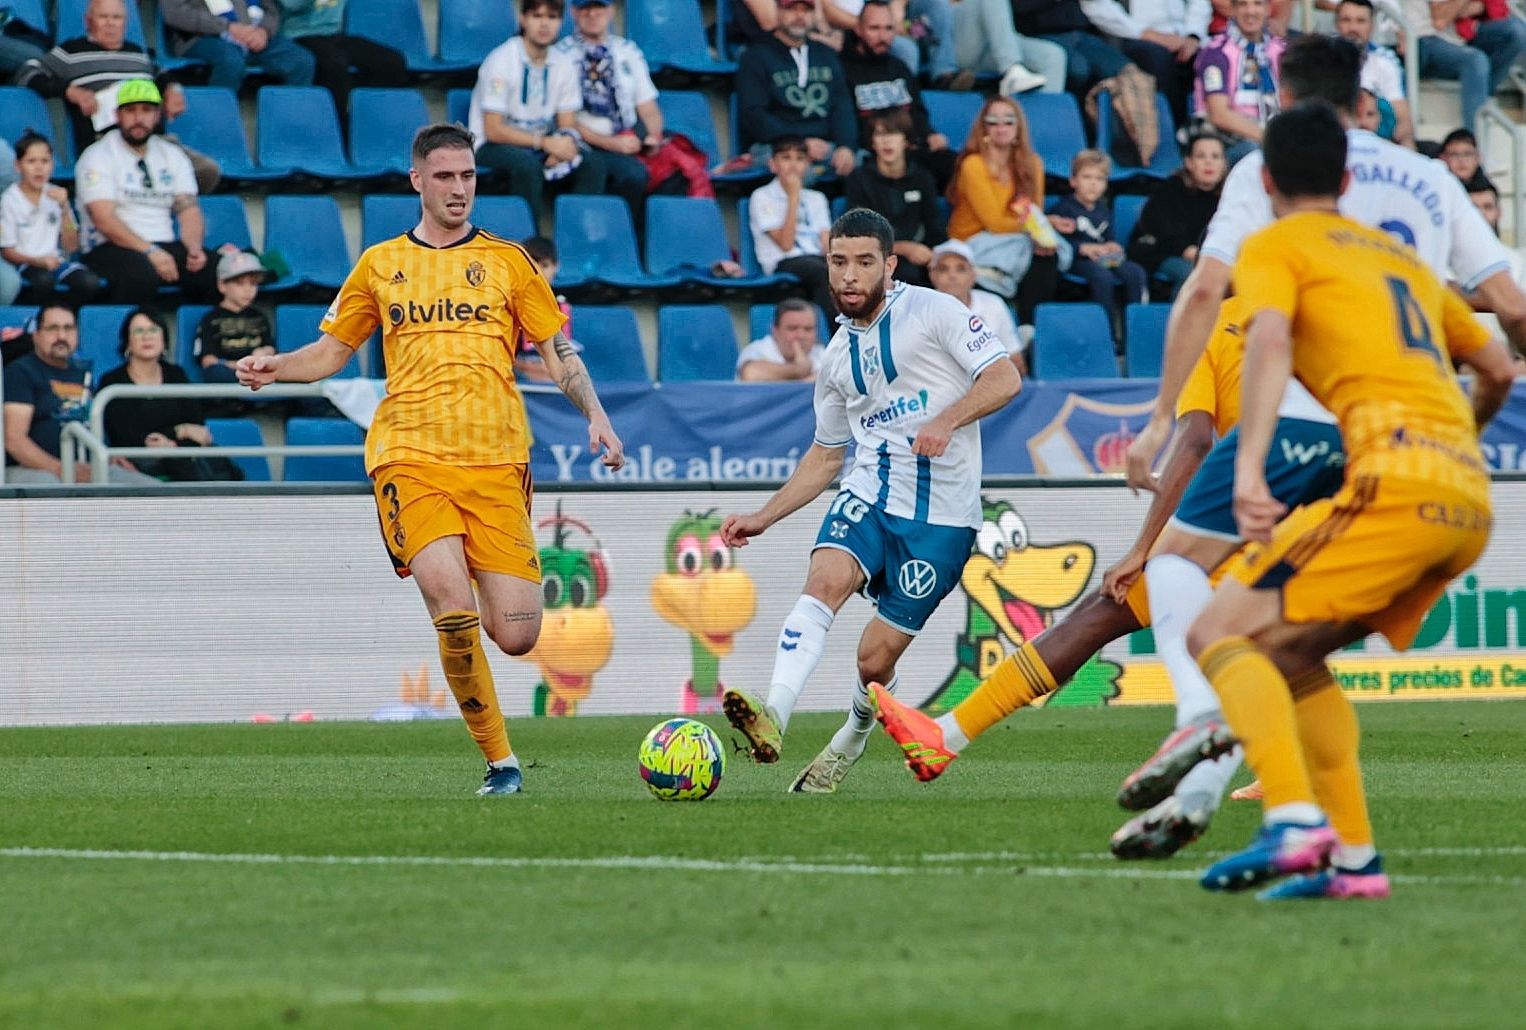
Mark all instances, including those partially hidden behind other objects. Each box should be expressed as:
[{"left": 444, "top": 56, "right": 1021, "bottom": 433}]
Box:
[{"left": 813, "top": 284, "right": 1010, "bottom": 530}]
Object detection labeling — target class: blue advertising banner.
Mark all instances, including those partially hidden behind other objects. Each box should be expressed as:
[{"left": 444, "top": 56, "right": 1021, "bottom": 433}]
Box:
[{"left": 517, "top": 379, "right": 1526, "bottom": 483}]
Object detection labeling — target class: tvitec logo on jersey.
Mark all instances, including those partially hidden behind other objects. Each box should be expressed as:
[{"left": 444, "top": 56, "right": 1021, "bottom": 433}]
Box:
[{"left": 389, "top": 298, "right": 492, "bottom": 326}]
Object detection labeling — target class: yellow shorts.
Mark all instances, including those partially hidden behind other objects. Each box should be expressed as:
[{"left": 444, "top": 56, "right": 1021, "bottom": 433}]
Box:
[
  {"left": 372, "top": 461, "right": 540, "bottom": 583},
  {"left": 1226, "top": 473, "right": 1491, "bottom": 650}
]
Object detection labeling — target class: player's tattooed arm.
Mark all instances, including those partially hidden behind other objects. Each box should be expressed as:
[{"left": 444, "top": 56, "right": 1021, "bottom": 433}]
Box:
[{"left": 535, "top": 330, "right": 626, "bottom": 469}]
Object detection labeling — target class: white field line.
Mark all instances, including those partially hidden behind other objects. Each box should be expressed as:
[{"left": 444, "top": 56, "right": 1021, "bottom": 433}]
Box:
[{"left": 0, "top": 846, "right": 1521, "bottom": 887}]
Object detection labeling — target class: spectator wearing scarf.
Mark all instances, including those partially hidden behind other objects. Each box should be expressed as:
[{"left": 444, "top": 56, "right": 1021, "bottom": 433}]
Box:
[{"left": 1192, "top": 0, "right": 1285, "bottom": 165}]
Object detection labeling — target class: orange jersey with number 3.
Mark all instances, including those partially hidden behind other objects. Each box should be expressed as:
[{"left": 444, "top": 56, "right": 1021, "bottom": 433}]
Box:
[
  {"left": 321, "top": 228, "right": 567, "bottom": 472},
  {"left": 1233, "top": 211, "right": 1492, "bottom": 495}
]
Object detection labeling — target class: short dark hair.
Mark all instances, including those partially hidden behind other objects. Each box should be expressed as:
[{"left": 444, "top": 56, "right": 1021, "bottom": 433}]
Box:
[
  {"left": 1263, "top": 103, "right": 1348, "bottom": 200},
  {"left": 412, "top": 122, "right": 475, "bottom": 165},
  {"left": 521, "top": 235, "right": 558, "bottom": 267},
  {"left": 773, "top": 297, "right": 816, "bottom": 326},
  {"left": 829, "top": 207, "right": 895, "bottom": 257},
  {"left": 859, "top": 0, "right": 892, "bottom": 15},
  {"left": 13, "top": 129, "right": 52, "bottom": 161},
  {"left": 867, "top": 109, "right": 915, "bottom": 139},
  {"left": 1184, "top": 130, "right": 1225, "bottom": 156},
  {"left": 1442, "top": 128, "right": 1479, "bottom": 150},
  {"left": 521, "top": 0, "right": 565, "bottom": 17},
  {"left": 1337, "top": 0, "right": 1374, "bottom": 11},
  {"left": 32, "top": 303, "right": 76, "bottom": 333},
  {"left": 1280, "top": 35, "right": 1362, "bottom": 113},
  {"left": 117, "top": 306, "right": 169, "bottom": 357},
  {"left": 771, "top": 135, "right": 808, "bottom": 157}
]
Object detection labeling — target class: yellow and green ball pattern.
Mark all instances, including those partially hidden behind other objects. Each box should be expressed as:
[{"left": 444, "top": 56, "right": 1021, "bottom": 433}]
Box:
[{"left": 638, "top": 718, "right": 725, "bottom": 801}]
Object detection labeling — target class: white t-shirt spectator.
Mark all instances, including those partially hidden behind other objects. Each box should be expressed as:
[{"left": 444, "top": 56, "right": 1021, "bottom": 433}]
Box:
[
  {"left": 1360, "top": 42, "right": 1404, "bottom": 103},
  {"left": 553, "top": 33, "right": 659, "bottom": 137},
  {"left": 0, "top": 183, "right": 66, "bottom": 260},
  {"left": 968, "top": 288, "right": 1023, "bottom": 356},
  {"left": 735, "top": 333, "right": 827, "bottom": 375},
  {"left": 469, "top": 38, "right": 583, "bottom": 147},
  {"left": 73, "top": 130, "right": 197, "bottom": 251},
  {"left": 750, "top": 178, "right": 833, "bottom": 275}
]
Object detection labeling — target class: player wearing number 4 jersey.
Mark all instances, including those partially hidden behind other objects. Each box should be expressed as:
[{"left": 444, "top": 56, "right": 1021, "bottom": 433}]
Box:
[
  {"left": 237, "top": 124, "right": 625, "bottom": 796},
  {"left": 720, "top": 208, "right": 1020, "bottom": 793}
]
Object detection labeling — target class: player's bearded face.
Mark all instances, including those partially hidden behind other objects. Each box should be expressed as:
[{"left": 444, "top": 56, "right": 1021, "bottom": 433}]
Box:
[
  {"left": 414, "top": 145, "right": 477, "bottom": 231},
  {"left": 829, "top": 237, "right": 895, "bottom": 320}
]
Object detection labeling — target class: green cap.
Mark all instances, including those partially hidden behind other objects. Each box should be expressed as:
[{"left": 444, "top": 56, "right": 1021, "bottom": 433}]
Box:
[{"left": 116, "top": 78, "right": 162, "bottom": 107}]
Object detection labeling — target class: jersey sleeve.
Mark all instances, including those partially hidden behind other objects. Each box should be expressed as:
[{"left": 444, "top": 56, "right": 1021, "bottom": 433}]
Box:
[
  {"left": 0, "top": 194, "right": 17, "bottom": 249},
  {"left": 933, "top": 292, "right": 1010, "bottom": 378},
  {"left": 812, "top": 364, "right": 852, "bottom": 447},
  {"left": 166, "top": 144, "right": 198, "bottom": 195},
  {"left": 477, "top": 49, "right": 513, "bottom": 116},
  {"left": 750, "top": 186, "right": 787, "bottom": 235},
  {"left": 73, "top": 149, "right": 117, "bottom": 207},
  {"left": 1439, "top": 286, "right": 1493, "bottom": 359},
  {"left": 1441, "top": 171, "right": 1513, "bottom": 292},
  {"left": 511, "top": 250, "right": 570, "bottom": 344},
  {"left": 1196, "top": 45, "right": 1230, "bottom": 99},
  {"left": 1176, "top": 349, "right": 1218, "bottom": 420},
  {"left": 1232, "top": 225, "right": 1301, "bottom": 325},
  {"left": 1199, "top": 154, "right": 1272, "bottom": 267},
  {"left": 320, "top": 250, "right": 381, "bottom": 350}
]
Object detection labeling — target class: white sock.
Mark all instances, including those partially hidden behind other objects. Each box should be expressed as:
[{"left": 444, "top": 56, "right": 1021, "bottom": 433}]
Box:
[
  {"left": 764, "top": 595, "right": 835, "bottom": 732},
  {"left": 489, "top": 754, "right": 520, "bottom": 771},
  {"left": 1145, "top": 553, "right": 1221, "bottom": 726},
  {"left": 1174, "top": 746, "right": 1242, "bottom": 808},
  {"left": 1264, "top": 802, "right": 1325, "bottom": 826},
  {"left": 1334, "top": 843, "right": 1377, "bottom": 870},
  {"left": 935, "top": 713, "right": 969, "bottom": 753},
  {"left": 830, "top": 676, "right": 898, "bottom": 759}
]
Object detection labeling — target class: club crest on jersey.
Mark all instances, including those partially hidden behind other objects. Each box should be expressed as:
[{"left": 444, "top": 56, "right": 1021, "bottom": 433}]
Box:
[
  {"left": 466, "top": 261, "right": 486, "bottom": 287},
  {"left": 860, "top": 341, "right": 882, "bottom": 378}
]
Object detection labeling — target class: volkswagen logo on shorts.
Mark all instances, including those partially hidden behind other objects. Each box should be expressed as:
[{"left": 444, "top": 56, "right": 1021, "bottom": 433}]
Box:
[
  {"left": 389, "top": 303, "right": 405, "bottom": 325},
  {"left": 898, "top": 559, "right": 937, "bottom": 599}
]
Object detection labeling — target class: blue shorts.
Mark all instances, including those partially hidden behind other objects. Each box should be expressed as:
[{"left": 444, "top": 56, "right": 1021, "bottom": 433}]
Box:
[
  {"left": 813, "top": 490, "right": 976, "bottom": 634},
  {"left": 1171, "top": 420, "right": 1347, "bottom": 539}
]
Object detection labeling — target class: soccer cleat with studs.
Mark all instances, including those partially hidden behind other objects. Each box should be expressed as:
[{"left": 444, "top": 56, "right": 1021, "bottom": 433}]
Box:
[
  {"left": 869, "top": 683, "right": 956, "bottom": 782},
  {"left": 1117, "top": 715, "right": 1239, "bottom": 811},
  {"left": 1257, "top": 856, "right": 1391, "bottom": 900},
  {"left": 477, "top": 763, "right": 523, "bottom": 796},
  {"left": 788, "top": 746, "right": 858, "bottom": 794},
  {"left": 1110, "top": 793, "right": 1215, "bottom": 860},
  {"left": 722, "top": 689, "right": 783, "bottom": 764},
  {"left": 1200, "top": 821, "right": 1338, "bottom": 892}
]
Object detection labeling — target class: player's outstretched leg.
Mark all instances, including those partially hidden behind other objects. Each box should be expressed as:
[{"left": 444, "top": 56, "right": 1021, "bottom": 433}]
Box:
[
  {"left": 724, "top": 592, "right": 836, "bottom": 763},
  {"left": 789, "top": 675, "right": 899, "bottom": 793},
  {"left": 723, "top": 688, "right": 784, "bottom": 764},
  {"left": 435, "top": 609, "right": 521, "bottom": 796},
  {"left": 870, "top": 682, "right": 958, "bottom": 782}
]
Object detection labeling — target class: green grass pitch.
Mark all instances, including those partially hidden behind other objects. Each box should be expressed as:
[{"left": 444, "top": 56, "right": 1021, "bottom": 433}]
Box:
[{"left": 2, "top": 702, "right": 1523, "bottom": 1029}]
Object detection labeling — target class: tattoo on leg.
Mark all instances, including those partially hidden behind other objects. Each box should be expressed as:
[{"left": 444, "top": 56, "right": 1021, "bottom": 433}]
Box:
[{"left": 500, "top": 610, "right": 539, "bottom": 623}]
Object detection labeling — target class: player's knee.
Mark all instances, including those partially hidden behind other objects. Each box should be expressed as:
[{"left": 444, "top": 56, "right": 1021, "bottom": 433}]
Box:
[{"left": 486, "top": 620, "right": 539, "bottom": 657}]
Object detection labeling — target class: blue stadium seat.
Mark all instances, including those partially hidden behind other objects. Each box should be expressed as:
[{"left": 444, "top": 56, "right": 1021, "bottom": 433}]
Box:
[
  {"left": 283, "top": 417, "right": 368, "bottom": 482},
  {"left": 1123, "top": 303, "right": 1170, "bottom": 378},
  {"left": 258, "top": 86, "right": 383, "bottom": 181},
  {"left": 348, "top": 88, "right": 432, "bottom": 176},
  {"left": 0, "top": 88, "right": 69, "bottom": 179},
  {"left": 275, "top": 304, "right": 360, "bottom": 377},
  {"left": 568, "top": 305, "right": 650, "bottom": 383},
  {"left": 77, "top": 305, "right": 134, "bottom": 378},
  {"left": 174, "top": 304, "right": 212, "bottom": 382},
  {"left": 747, "top": 303, "right": 831, "bottom": 344},
  {"left": 362, "top": 195, "right": 418, "bottom": 250},
  {"left": 1022, "top": 93, "right": 1087, "bottom": 180},
  {"left": 437, "top": 0, "right": 516, "bottom": 67},
  {"left": 57, "top": 0, "right": 144, "bottom": 45},
  {"left": 264, "top": 196, "right": 352, "bottom": 290},
  {"left": 447, "top": 88, "right": 471, "bottom": 128},
  {"left": 656, "top": 91, "right": 720, "bottom": 167},
  {"left": 1032, "top": 303, "right": 1117, "bottom": 379},
  {"left": 553, "top": 195, "right": 679, "bottom": 291},
  {"left": 204, "top": 418, "right": 271, "bottom": 482},
  {"left": 1097, "top": 91, "right": 1182, "bottom": 181},
  {"left": 196, "top": 196, "right": 254, "bottom": 252},
  {"left": 154, "top": 10, "right": 206, "bottom": 74},
  {"left": 628, "top": 0, "right": 735, "bottom": 75},
  {"left": 0, "top": 305, "right": 37, "bottom": 331},
  {"left": 474, "top": 195, "right": 536, "bottom": 242},
  {"left": 170, "top": 87, "right": 288, "bottom": 182},
  {"left": 5, "top": 0, "right": 47, "bottom": 35},
  {"left": 658, "top": 305, "right": 738, "bottom": 382},
  {"left": 346, "top": 0, "right": 474, "bottom": 73},
  {"left": 644, "top": 196, "right": 791, "bottom": 289},
  {"left": 1114, "top": 195, "right": 1146, "bottom": 250},
  {"left": 922, "top": 90, "right": 984, "bottom": 145}
]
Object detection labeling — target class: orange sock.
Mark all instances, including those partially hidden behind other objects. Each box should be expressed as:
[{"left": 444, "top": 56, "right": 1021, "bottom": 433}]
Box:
[
  {"left": 1198, "top": 636, "right": 1314, "bottom": 812},
  {"left": 952, "top": 641, "right": 1058, "bottom": 741},
  {"left": 1289, "top": 665, "right": 1373, "bottom": 848},
  {"left": 434, "top": 609, "right": 511, "bottom": 764}
]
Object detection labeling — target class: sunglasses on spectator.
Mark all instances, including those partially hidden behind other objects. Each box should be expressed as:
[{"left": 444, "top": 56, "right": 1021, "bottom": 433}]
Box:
[
  {"left": 136, "top": 158, "right": 154, "bottom": 190},
  {"left": 984, "top": 115, "right": 1018, "bottom": 126},
  {"left": 129, "top": 326, "right": 164, "bottom": 337}
]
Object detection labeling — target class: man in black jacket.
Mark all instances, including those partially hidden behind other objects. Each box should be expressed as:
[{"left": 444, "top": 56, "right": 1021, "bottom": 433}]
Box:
[
  {"left": 736, "top": 0, "right": 858, "bottom": 177},
  {"left": 839, "top": 0, "right": 957, "bottom": 188}
]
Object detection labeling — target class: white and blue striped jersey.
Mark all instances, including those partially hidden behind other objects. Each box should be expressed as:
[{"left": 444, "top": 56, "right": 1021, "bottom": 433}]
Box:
[
  {"left": 1200, "top": 128, "right": 1511, "bottom": 423},
  {"left": 813, "top": 284, "right": 1010, "bottom": 529}
]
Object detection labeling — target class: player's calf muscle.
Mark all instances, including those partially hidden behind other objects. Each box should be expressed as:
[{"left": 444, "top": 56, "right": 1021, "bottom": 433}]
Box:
[{"left": 1037, "top": 590, "right": 1141, "bottom": 685}]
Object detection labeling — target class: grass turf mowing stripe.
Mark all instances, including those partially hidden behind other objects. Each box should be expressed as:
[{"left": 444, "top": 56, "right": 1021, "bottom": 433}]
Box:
[{"left": 3, "top": 845, "right": 1521, "bottom": 887}]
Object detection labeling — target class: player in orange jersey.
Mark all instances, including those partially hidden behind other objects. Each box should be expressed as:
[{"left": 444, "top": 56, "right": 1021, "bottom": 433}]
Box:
[{"left": 237, "top": 124, "right": 625, "bottom": 795}]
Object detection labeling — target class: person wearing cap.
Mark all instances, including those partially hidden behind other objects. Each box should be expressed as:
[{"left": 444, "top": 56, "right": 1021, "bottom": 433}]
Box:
[
  {"left": 74, "top": 78, "right": 220, "bottom": 304},
  {"left": 194, "top": 250, "right": 276, "bottom": 386},
  {"left": 928, "top": 238, "right": 1026, "bottom": 374},
  {"left": 162, "top": 0, "right": 315, "bottom": 92},
  {"left": 736, "top": 0, "right": 858, "bottom": 177}
]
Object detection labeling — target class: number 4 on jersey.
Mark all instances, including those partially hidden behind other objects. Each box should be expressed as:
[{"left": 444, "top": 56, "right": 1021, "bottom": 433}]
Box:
[{"left": 1385, "top": 276, "right": 1444, "bottom": 364}]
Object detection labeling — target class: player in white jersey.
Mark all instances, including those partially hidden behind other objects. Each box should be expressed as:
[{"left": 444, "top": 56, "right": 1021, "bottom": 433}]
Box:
[
  {"left": 1108, "top": 35, "right": 1526, "bottom": 871},
  {"left": 720, "top": 208, "right": 1020, "bottom": 793}
]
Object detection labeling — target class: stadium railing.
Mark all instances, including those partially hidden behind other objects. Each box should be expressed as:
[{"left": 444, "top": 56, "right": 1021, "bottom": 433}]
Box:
[{"left": 60, "top": 384, "right": 365, "bottom": 485}]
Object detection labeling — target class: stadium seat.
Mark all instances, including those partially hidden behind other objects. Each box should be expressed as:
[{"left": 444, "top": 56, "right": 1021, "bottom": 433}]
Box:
[
  {"left": 257, "top": 86, "right": 384, "bottom": 181},
  {"left": 437, "top": 0, "right": 517, "bottom": 68},
  {"left": 1124, "top": 303, "right": 1171, "bottom": 378},
  {"left": 169, "top": 87, "right": 288, "bottom": 182},
  {"left": 346, "top": 0, "right": 475, "bottom": 73},
  {"left": 5, "top": 0, "right": 47, "bottom": 36},
  {"left": 474, "top": 195, "right": 536, "bottom": 242},
  {"left": 1114, "top": 195, "right": 1146, "bottom": 251},
  {"left": 568, "top": 305, "right": 650, "bottom": 383},
  {"left": 275, "top": 305, "right": 360, "bottom": 377},
  {"left": 361, "top": 195, "right": 419, "bottom": 250},
  {"left": 658, "top": 305, "right": 739, "bottom": 382},
  {"left": 204, "top": 418, "right": 271, "bottom": 482},
  {"left": 0, "top": 305, "right": 37, "bottom": 331},
  {"left": 1097, "top": 91, "right": 1182, "bottom": 181},
  {"left": 77, "top": 305, "right": 134, "bottom": 378},
  {"left": 447, "top": 88, "right": 471, "bottom": 128},
  {"left": 283, "top": 417, "right": 368, "bottom": 482},
  {"left": 195, "top": 196, "right": 254, "bottom": 253},
  {"left": 153, "top": 10, "right": 206, "bottom": 74},
  {"left": 348, "top": 88, "right": 432, "bottom": 176},
  {"left": 644, "top": 196, "right": 792, "bottom": 289},
  {"left": 655, "top": 91, "right": 762, "bottom": 186},
  {"left": 922, "top": 90, "right": 984, "bottom": 145},
  {"left": 264, "top": 196, "right": 352, "bottom": 290},
  {"left": 628, "top": 0, "right": 736, "bottom": 75},
  {"left": 57, "top": 0, "right": 144, "bottom": 46},
  {"left": 1032, "top": 303, "right": 1117, "bottom": 379},
  {"left": 553, "top": 195, "right": 679, "bottom": 291},
  {"left": 174, "top": 305, "right": 212, "bottom": 382},
  {"left": 1021, "top": 93, "right": 1087, "bottom": 181},
  {"left": 747, "top": 303, "right": 832, "bottom": 344},
  {"left": 0, "top": 88, "right": 69, "bottom": 179}
]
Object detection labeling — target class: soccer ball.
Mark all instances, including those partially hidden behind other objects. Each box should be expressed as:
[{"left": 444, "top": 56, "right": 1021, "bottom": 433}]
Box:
[{"left": 637, "top": 718, "right": 725, "bottom": 801}]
